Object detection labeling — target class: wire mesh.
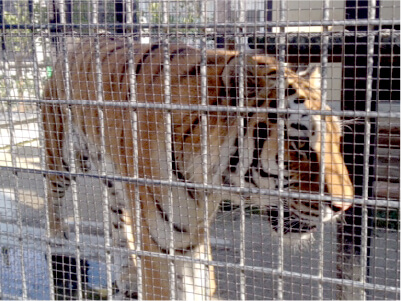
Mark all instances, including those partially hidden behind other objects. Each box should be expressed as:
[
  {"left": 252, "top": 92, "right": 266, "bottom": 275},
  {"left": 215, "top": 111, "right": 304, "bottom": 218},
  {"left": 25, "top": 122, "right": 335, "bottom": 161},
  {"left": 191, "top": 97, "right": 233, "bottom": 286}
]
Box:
[{"left": 0, "top": 0, "right": 399, "bottom": 300}]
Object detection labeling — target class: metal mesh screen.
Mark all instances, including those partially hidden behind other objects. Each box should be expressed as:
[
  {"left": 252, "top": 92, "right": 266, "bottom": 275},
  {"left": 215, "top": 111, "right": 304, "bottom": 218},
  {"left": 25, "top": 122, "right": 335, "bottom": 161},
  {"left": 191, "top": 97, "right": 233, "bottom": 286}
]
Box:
[{"left": 0, "top": 0, "right": 399, "bottom": 300}]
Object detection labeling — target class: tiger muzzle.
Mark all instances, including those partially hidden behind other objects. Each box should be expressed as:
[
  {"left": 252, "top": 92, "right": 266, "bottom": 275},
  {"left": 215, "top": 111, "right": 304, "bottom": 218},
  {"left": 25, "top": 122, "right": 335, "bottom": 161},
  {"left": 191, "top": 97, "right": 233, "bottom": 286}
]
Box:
[{"left": 266, "top": 207, "right": 318, "bottom": 235}]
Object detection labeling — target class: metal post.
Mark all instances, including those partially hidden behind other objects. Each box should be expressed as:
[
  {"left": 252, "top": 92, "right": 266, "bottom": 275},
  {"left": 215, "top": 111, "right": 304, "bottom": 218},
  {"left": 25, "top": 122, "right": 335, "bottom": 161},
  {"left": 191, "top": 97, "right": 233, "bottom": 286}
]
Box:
[
  {"left": 125, "top": 0, "right": 143, "bottom": 299},
  {"left": 338, "top": 0, "right": 380, "bottom": 299},
  {"left": 57, "top": 1, "right": 83, "bottom": 299},
  {"left": 200, "top": 0, "right": 211, "bottom": 299},
  {"left": 316, "top": 0, "right": 330, "bottom": 299},
  {"left": 275, "top": 0, "right": 287, "bottom": 299},
  {"left": 91, "top": 1, "right": 114, "bottom": 299},
  {"left": 161, "top": 2, "right": 176, "bottom": 299},
  {"left": 1, "top": 17, "right": 29, "bottom": 301},
  {"left": 236, "top": 1, "right": 247, "bottom": 299}
]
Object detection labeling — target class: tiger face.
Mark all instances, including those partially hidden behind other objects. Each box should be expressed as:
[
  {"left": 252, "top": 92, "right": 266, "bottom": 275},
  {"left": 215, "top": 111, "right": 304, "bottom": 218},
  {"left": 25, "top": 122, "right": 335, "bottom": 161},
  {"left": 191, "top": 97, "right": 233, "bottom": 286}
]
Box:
[{"left": 218, "top": 55, "right": 354, "bottom": 240}]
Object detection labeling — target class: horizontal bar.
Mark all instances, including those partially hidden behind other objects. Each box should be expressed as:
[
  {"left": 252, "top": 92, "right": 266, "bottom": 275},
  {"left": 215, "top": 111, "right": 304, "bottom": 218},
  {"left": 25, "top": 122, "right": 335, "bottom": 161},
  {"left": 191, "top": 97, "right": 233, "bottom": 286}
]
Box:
[
  {"left": 1, "top": 19, "right": 399, "bottom": 31},
  {"left": 249, "top": 33, "right": 400, "bottom": 63},
  {"left": 6, "top": 98, "right": 400, "bottom": 119},
  {"left": 1, "top": 165, "right": 399, "bottom": 209},
  {"left": 1, "top": 227, "right": 398, "bottom": 294},
  {"left": 1, "top": 30, "right": 397, "bottom": 66},
  {"left": 4, "top": 29, "right": 396, "bottom": 43}
]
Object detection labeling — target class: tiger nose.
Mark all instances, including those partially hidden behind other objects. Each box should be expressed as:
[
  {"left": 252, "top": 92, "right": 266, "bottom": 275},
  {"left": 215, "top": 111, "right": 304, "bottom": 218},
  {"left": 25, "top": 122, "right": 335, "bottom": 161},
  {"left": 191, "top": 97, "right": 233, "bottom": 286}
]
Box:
[
  {"left": 324, "top": 184, "right": 353, "bottom": 212},
  {"left": 323, "top": 176, "right": 354, "bottom": 212}
]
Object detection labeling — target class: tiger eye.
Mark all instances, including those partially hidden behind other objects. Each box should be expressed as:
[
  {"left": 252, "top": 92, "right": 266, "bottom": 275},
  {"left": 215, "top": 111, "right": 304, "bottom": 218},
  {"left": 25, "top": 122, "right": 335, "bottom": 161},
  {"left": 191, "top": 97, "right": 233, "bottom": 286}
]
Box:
[
  {"left": 298, "top": 141, "right": 307, "bottom": 149},
  {"left": 286, "top": 85, "right": 297, "bottom": 97}
]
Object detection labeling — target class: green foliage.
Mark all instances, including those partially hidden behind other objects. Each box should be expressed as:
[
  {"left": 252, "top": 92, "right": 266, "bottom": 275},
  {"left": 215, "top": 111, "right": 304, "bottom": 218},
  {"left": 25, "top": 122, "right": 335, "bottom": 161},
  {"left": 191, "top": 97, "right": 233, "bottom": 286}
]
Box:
[
  {"left": 0, "top": 2, "right": 49, "bottom": 109},
  {"left": 3, "top": 6, "right": 30, "bottom": 52},
  {"left": 148, "top": 1, "right": 202, "bottom": 34},
  {"left": 149, "top": 2, "right": 162, "bottom": 24},
  {"left": 70, "top": 1, "right": 117, "bottom": 26},
  {"left": 71, "top": 1, "right": 91, "bottom": 25}
]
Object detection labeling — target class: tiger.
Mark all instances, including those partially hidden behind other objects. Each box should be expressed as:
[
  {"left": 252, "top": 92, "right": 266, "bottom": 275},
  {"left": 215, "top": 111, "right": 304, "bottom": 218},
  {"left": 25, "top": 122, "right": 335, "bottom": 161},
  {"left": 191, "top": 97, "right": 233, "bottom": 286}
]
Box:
[{"left": 41, "top": 37, "right": 354, "bottom": 300}]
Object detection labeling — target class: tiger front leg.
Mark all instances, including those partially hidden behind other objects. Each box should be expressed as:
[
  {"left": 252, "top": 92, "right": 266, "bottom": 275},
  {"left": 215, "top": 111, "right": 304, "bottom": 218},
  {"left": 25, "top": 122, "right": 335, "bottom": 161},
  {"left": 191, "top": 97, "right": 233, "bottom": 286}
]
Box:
[
  {"left": 109, "top": 205, "right": 140, "bottom": 299},
  {"left": 46, "top": 173, "right": 71, "bottom": 242},
  {"left": 45, "top": 172, "right": 89, "bottom": 300},
  {"left": 111, "top": 209, "right": 171, "bottom": 300},
  {"left": 175, "top": 242, "right": 217, "bottom": 300},
  {"left": 108, "top": 204, "right": 176, "bottom": 300},
  {"left": 103, "top": 179, "right": 140, "bottom": 299}
]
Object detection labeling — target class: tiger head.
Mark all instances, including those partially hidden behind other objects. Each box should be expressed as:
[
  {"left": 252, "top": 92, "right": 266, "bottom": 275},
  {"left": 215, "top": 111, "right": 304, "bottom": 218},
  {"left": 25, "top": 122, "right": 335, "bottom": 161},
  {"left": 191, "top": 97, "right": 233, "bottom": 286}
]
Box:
[{"left": 220, "top": 55, "right": 354, "bottom": 241}]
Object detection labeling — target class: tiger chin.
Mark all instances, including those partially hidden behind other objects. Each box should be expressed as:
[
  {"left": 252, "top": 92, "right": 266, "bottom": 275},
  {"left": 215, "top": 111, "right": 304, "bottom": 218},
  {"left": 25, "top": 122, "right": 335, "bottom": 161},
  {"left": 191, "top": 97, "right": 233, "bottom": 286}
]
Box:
[{"left": 42, "top": 38, "right": 354, "bottom": 300}]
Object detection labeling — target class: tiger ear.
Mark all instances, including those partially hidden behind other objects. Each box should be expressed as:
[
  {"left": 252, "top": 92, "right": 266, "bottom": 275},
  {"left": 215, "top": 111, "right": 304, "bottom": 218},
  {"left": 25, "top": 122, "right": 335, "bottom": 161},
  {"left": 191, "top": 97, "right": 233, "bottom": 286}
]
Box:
[{"left": 298, "top": 65, "right": 321, "bottom": 90}]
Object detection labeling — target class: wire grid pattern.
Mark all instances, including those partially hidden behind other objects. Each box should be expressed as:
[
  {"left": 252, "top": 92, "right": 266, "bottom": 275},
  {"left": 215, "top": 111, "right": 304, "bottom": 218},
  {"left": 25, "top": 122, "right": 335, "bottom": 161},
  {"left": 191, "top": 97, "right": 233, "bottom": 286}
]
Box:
[{"left": 0, "top": 0, "right": 399, "bottom": 300}]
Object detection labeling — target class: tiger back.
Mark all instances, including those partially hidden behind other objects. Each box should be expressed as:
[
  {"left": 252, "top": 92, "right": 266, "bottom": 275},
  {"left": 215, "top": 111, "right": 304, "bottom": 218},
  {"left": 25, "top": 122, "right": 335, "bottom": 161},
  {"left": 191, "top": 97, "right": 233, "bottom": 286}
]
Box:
[{"left": 42, "top": 38, "right": 353, "bottom": 300}]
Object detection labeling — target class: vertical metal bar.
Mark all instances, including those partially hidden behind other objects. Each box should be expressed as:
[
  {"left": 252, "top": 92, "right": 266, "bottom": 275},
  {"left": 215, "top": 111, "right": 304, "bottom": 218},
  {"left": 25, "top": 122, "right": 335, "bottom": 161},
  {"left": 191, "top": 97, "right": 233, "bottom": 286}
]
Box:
[
  {"left": 0, "top": 0, "right": 4, "bottom": 295},
  {"left": 125, "top": 1, "right": 143, "bottom": 299},
  {"left": 360, "top": 0, "right": 377, "bottom": 298},
  {"left": 38, "top": 48, "right": 57, "bottom": 301},
  {"left": 316, "top": 0, "right": 330, "bottom": 299},
  {"left": 1, "top": 28, "right": 28, "bottom": 301},
  {"left": 40, "top": 146, "right": 56, "bottom": 298},
  {"left": 31, "top": 6, "right": 57, "bottom": 298},
  {"left": 58, "top": 1, "right": 83, "bottom": 299},
  {"left": 40, "top": 6, "right": 59, "bottom": 298},
  {"left": 29, "top": 6, "right": 41, "bottom": 106},
  {"left": 91, "top": 1, "right": 114, "bottom": 299},
  {"left": 236, "top": 0, "right": 247, "bottom": 300},
  {"left": 161, "top": 1, "right": 176, "bottom": 299},
  {"left": 275, "top": 0, "right": 287, "bottom": 299},
  {"left": 200, "top": 0, "right": 210, "bottom": 299},
  {"left": 340, "top": 1, "right": 378, "bottom": 299}
]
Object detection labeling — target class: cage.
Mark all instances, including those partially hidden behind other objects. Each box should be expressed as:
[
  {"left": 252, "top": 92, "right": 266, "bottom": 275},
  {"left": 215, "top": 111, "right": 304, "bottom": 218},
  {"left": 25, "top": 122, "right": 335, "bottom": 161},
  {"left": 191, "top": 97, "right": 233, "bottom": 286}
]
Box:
[{"left": 0, "top": 0, "right": 399, "bottom": 300}]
